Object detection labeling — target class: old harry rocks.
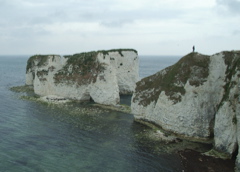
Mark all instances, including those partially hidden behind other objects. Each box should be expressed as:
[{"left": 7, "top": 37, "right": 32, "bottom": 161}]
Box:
[{"left": 26, "top": 49, "right": 139, "bottom": 105}]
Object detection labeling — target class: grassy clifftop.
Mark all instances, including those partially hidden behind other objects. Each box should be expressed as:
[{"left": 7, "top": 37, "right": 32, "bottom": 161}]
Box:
[
  {"left": 54, "top": 51, "right": 105, "bottom": 86},
  {"left": 133, "top": 52, "right": 210, "bottom": 106},
  {"left": 97, "top": 49, "right": 138, "bottom": 56},
  {"left": 26, "top": 49, "right": 137, "bottom": 73},
  {"left": 26, "top": 54, "right": 59, "bottom": 73},
  {"left": 26, "top": 55, "right": 49, "bottom": 72},
  {"left": 53, "top": 49, "right": 138, "bottom": 86},
  {"left": 26, "top": 49, "right": 138, "bottom": 86}
]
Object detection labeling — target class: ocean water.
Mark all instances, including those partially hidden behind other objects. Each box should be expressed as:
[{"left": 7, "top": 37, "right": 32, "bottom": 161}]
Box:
[
  {"left": 139, "top": 56, "right": 181, "bottom": 79},
  {"left": 0, "top": 55, "right": 233, "bottom": 172}
]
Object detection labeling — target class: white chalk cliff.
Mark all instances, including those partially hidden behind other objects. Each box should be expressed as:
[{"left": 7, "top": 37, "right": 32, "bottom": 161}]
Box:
[
  {"left": 26, "top": 49, "right": 139, "bottom": 105},
  {"left": 131, "top": 51, "right": 240, "bottom": 169}
]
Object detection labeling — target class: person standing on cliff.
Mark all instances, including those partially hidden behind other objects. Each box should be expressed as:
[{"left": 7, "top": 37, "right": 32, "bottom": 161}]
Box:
[{"left": 193, "top": 45, "right": 195, "bottom": 52}]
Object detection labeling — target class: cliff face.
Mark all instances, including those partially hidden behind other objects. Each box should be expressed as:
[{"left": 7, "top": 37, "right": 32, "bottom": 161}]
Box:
[
  {"left": 131, "top": 51, "right": 240, "bottom": 159},
  {"left": 237, "top": 97, "right": 240, "bottom": 171},
  {"left": 26, "top": 49, "right": 139, "bottom": 105}
]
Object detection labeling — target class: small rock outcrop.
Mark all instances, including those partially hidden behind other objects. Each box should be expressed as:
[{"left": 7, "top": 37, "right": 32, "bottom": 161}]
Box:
[
  {"left": 26, "top": 49, "right": 139, "bottom": 105},
  {"left": 131, "top": 51, "right": 240, "bottom": 166}
]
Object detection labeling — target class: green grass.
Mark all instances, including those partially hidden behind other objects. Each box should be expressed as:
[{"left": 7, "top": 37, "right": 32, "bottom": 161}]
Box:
[
  {"left": 133, "top": 52, "right": 210, "bottom": 106},
  {"left": 98, "top": 49, "right": 138, "bottom": 57},
  {"left": 55, "top": 49, "right": 137, "bottom": 86},
  {"left": 26, "top": 55, "right": 50, "bottom": 73},
  {"left": 27, "top": 49, "right": 137, "bottom": 86},
  {"left": 54, "top": 51, "right": 105, "bottom": 86}
]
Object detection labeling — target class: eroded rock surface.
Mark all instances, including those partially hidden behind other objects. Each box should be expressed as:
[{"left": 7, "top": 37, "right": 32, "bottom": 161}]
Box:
[
  {"left": 26, "top": 49, "right": 139, "bottom": 105},
  {"left": 131, "top": 51, "right": 240, "bottom": 166}
]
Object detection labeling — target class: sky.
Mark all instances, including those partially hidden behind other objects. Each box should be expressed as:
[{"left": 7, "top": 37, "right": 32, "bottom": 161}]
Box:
[{"left": 0, "top": 0, "right": 239, "bottom": 56}]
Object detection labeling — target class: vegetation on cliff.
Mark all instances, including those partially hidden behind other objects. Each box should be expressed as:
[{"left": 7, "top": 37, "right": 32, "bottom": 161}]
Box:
[
  {"left": 26, "top": 49, "right": 137, "bottom": 74},
  {"left": 54, "top": 51, "right": 105, "bottom": 86},
  {"left": 53, "top": 49, "right": 137, "bottom": 86},
  {"left": 26, "top": 55, "right": 57, "bottom": 72},
  {"left": 133, "top": 52, "right": 210, "bottom": 106},
  {"left": 98, "top": 48, "right": 138, "bottom": 57},
  {"left": 219, "top": 51, "right": 240, "bottom": 107},
  {"left": 217, "top": 51, "right": 240, "bottom": 127}
]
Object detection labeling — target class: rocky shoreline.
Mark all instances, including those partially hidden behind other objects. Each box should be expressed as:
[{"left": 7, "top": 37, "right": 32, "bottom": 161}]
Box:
[
  {"left": 179, "top": 149, "right": 235, "bottom": 172},
  {"left": 10, "top": 84, "right": 237, "bottom": 171},
  {"left": 11, "top": 49, "right": 240, "bottom": 171},
  {"left": 132, "top": 51, "right": 240, "bottom": 170}
]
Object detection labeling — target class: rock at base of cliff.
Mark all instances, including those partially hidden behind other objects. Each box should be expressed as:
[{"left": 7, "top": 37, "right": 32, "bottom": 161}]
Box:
[
  {"left": 41, "top": 95, "right": 70, "bottom": 104},
  {"left": 131, "top": 50, "right": 240, "bottom": 169}
]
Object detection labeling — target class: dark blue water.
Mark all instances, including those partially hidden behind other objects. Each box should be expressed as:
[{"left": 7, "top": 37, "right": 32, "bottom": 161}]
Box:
[{"left": 0, "top": 55, "right": 197, "bottom": 172}]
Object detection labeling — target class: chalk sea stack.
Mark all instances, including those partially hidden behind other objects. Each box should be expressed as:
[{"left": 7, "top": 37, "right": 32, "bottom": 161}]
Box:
[{"left": 26, "top": 49, "right": 139, "bottom": 105}]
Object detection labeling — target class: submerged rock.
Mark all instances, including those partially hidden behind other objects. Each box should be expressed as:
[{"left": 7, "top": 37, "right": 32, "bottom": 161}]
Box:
[
  {"left": 152, "top": 130, "right": 179, "bottom": 143},
  {"left": 131, "top": 51, "right": 240, "bottom": 167},
  {"left": 41, "top": 95, "right": 70, "bottom": 104},
  {"left": 26, "top": 49, "right": 139, "bottom": 106}
]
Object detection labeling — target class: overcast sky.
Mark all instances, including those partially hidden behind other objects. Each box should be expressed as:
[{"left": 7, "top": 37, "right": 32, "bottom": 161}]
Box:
[{"left": 0, "top": 0, "right": 239, "bottom": 56}]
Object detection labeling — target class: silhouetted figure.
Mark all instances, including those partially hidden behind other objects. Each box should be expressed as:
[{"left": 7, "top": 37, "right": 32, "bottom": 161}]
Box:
[{"left": 193, "top": 46, "right": 195, "bottom": 52}]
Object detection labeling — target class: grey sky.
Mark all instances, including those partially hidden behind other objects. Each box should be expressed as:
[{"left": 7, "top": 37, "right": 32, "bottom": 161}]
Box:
[{"left": 0, "top": 0, "right": 239, "bottom": 55}]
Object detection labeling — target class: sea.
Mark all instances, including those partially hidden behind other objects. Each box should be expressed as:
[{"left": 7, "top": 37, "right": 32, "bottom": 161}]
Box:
[{"left": 0, "top": 55, "right": 234, "bottom": 172}]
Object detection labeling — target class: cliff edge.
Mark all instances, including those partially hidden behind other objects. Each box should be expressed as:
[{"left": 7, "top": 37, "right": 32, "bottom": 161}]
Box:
[
  {"left": 131, "top": 51, "right": 240, "bottom": 168},
  {"left": 26, "top": 49, "right": 139, "bottom": 105}
]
